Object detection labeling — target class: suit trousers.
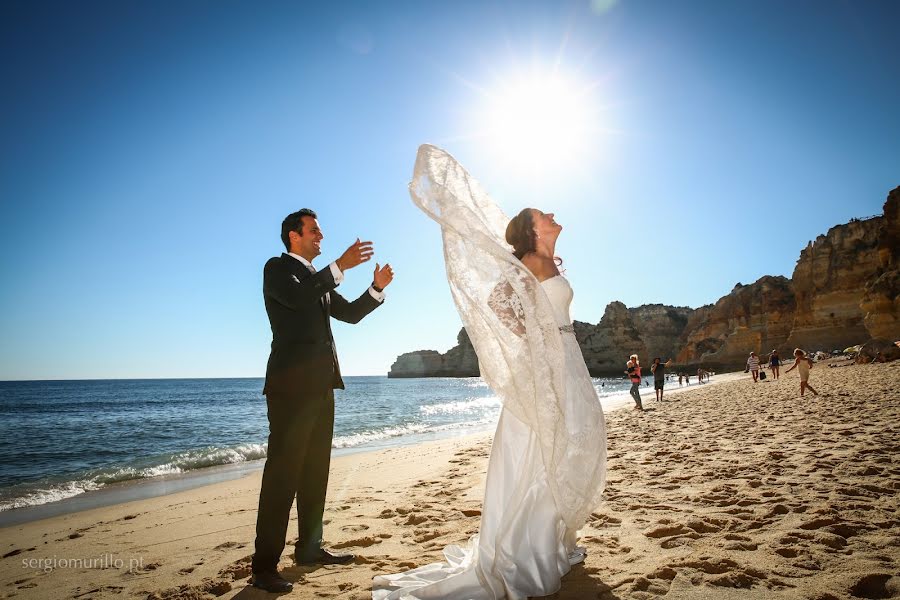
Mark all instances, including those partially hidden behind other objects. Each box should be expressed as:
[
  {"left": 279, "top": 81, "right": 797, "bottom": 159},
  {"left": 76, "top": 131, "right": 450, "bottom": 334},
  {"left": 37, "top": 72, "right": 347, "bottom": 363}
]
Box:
[{"left": 252, "top": 388, "right": 335, "bottom": 573}]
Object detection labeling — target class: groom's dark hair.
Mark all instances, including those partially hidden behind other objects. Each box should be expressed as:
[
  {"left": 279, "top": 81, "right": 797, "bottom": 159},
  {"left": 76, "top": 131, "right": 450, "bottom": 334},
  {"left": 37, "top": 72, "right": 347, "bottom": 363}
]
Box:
[{"left": 281, "top": 208, "right": 318, "bottom": 251}]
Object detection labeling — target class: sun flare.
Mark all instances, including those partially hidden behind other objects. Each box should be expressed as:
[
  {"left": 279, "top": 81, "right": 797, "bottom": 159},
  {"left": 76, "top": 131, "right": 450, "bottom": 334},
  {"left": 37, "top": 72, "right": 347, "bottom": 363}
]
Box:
[{"left": 476, "top": 70, "right": 598, "bottom": 176}]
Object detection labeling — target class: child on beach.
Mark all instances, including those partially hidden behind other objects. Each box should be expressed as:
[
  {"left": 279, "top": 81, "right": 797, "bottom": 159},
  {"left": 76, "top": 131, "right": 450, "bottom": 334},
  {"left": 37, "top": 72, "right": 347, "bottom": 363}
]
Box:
[{"left": 784, "top": 348, "right": 818, "bottom": 396}]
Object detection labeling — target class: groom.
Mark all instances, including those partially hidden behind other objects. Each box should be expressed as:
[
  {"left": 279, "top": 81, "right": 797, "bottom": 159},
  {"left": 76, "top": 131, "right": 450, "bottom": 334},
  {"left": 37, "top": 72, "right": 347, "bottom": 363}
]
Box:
[{"left": 251, "top": 208, "right": 394, "bottom": 593}]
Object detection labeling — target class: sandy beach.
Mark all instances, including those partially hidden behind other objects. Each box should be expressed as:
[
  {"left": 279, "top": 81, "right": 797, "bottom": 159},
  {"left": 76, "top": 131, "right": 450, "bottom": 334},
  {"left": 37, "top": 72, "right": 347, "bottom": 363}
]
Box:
[{"left": 2, "top": 361, "right": 898, "bottom": 600}]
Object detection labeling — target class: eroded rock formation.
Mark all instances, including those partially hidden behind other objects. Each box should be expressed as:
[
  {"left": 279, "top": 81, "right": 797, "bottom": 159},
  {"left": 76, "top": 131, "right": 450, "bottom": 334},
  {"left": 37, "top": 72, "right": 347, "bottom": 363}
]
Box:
[
  {"left": 785, "top": 219, "right": 883, "bottom": 350},
  {"left": 861, "top": 270, "right": 900, "bottom": 340},
  {"left": 387, "top": 328, "right": 479, "bottom": 377},
  {"left": 862, "top": 186, "right": 900, "bottom": 340},
  {"left": 575, "top": 302, "right": 646, "bottom": 375},
  {"left": 675, "top": 276, "right": 796, "bottom": 369},
  {"left": 628, "top": 304, "right": 694, "bottom": 360}
]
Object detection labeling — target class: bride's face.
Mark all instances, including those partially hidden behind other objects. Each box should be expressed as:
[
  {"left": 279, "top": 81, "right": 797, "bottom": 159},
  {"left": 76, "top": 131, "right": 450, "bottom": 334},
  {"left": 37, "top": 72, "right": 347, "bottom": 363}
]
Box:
[{"left": 531, "top": 209, "right": 562, "bottom": 240}]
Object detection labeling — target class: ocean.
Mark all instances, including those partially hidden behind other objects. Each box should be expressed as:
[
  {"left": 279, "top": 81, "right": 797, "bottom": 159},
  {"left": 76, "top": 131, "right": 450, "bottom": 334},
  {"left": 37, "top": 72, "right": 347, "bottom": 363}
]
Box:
[{"left": 0, "top": 375, "right": 658, "bottom": 518}]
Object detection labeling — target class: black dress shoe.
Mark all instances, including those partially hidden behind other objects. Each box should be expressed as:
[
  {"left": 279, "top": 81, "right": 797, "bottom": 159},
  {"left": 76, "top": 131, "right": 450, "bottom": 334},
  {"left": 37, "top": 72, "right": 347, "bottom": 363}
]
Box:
[
  {"left": 295, "top": 547, "right": 355, "bottom": 565},
  {"left": 251, "top": 570, "right": 293, "bottom": 593}
]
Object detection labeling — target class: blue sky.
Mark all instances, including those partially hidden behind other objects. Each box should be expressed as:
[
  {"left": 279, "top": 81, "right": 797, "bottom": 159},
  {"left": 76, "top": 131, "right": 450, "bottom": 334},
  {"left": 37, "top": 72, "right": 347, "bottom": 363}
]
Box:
[{"left": 1, "top": 0, "right": 898, "bottom": 380}]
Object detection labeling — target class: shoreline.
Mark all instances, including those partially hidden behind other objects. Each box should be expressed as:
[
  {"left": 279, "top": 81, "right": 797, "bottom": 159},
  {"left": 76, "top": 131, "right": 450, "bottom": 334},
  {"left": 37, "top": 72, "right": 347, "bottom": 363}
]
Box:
[
  {"left": 1, "top": 362, "right": 896, "bottom": 599},
  {"left": 0, "top": 424, "right": 494, "bottom": 530},
  {"left": 0, "top": 371, "right": 744, "bottom": 528}
]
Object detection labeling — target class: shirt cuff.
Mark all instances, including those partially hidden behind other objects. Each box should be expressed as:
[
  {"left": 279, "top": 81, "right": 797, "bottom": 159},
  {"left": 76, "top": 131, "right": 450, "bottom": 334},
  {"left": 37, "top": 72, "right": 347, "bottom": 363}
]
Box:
[
  {"left": 328, "top": 261, "right": 344, "bottom": 284},
  {"left": 368, "top": 286, "right": 385, "bottom": 302}
]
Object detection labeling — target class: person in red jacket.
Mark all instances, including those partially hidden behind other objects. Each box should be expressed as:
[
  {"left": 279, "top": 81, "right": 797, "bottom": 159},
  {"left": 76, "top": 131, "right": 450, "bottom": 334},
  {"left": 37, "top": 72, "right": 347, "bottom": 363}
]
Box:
[{"left": 625, "top": 354, "right": 643, "bottom": 410}]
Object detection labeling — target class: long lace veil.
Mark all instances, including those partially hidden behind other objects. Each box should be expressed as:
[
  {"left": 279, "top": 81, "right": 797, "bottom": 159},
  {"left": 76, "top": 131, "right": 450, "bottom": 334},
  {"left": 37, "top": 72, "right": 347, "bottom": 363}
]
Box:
[{"left": 409, "top": 144, "right": 605, "bottom": 529}]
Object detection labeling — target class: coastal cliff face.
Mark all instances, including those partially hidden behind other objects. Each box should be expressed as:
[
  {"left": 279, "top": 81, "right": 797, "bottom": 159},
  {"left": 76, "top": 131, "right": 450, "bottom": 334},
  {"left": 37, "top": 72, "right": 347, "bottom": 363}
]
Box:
[
  {"left": 574, "top": 302, "right": 647, "bottom": 375},
  {"left": 861, "top": 269, "right": 899, "bottom": 340},
  {"left": 574, "top": 303, "right": 696, "bottom": 374},
  {"left": 387, "top": 350, "right": 446, "bottom": 378},
  {"left": 387, "top": 328, "right": 479, "bottom": 378},
  {"left": 440, "top": 328, "right": 480, "bottom": 376},
  {"left": 861, "top": 186, "right": 900, "bottom": 340},
  {"left": 785, "top": 218, "right": 884, "bottom": 350},
  {"left": 389, "top": 187, "right": 900, "bottom": 376},
  {"left": 628, "top": 304, "right": 694, "bottom": 360},
  {"left": 675, "top": 276, "right": 796, "bottom": 368}
]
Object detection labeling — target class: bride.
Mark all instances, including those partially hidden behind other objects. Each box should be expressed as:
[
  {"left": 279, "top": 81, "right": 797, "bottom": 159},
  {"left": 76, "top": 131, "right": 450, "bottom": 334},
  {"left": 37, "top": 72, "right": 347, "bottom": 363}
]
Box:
[{"left": 373, "top": 145, "right": 607, "bottom": 599}]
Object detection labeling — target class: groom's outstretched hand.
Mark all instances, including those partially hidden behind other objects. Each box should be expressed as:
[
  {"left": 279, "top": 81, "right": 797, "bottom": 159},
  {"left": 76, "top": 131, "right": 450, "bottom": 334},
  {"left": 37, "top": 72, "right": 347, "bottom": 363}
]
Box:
[
  {"left": 373, "top": 263, "right": 394, "bottom": 290},
  {"left": 335, "top": 238, "right": 374, "bottom": 271}
]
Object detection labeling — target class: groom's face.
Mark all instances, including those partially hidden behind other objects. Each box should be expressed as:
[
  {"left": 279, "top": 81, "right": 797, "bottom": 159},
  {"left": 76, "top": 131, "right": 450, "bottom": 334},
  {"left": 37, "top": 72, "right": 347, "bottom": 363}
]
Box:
[{"left": 294, "top": 216, "right": 324, "bottom": 259}]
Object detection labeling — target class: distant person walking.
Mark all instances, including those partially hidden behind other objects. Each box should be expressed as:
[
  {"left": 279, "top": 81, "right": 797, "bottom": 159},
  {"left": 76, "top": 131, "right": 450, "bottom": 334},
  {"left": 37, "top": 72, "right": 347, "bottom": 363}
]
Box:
[
  {"left": 769, "top": 350, "right": 781, "bottom": 380},
  {"left": 625, "top": 354, "right": 643, "bottom": 410},
  {"left": 678, "top": 373, "right": 683, "bottom": 386},
  {"left": 746, "top": 352, "right": 760, "bottom": 382},
  {"left": 698, "top": 368, "right": 711, "bottom": 383},
  {"left": 785, "top": 348, "right": 818, "bottom": 396},
  {"left": 651, "top": 357, "right": 673, "bottom": 402}
]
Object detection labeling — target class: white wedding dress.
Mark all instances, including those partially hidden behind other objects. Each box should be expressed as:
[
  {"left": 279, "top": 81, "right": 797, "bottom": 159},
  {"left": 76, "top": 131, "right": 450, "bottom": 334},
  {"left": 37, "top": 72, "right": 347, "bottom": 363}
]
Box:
[{"left": 372, "top": 146, "right": 607, "bottom": 600}]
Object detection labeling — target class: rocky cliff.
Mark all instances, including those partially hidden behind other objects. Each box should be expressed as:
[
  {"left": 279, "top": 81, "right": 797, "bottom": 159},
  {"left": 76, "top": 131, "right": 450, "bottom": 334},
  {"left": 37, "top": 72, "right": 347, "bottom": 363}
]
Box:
[
  {"left": 675, "top": 276, "right": 796, "bottom": 369},
  {"left": 861, "top": 269, "right": 900, "bottom": 340},
  {"left": 575, "top": 302, "right": 647, "bottom": 375},
  {"left": 628, "top": 304, "right": 694, "bottom": 360},
  {"left": 389, "top": 186, "right": 900, "bottom": 377},
  {"left": 861, "top": 186, "right": 900, "bottom": 340},
  {"left": 388, "top": 328, "right": 479, "bottom": 378},
  {"left": 784, "top": 217, "right": 884, "bottom": 350}
]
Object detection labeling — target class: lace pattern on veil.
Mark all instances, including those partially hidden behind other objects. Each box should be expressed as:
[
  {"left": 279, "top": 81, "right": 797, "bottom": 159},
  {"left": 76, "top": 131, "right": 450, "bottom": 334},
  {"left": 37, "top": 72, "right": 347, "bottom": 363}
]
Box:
[{"left": 409, "top": 144, "right": 604, "bottom": 529}]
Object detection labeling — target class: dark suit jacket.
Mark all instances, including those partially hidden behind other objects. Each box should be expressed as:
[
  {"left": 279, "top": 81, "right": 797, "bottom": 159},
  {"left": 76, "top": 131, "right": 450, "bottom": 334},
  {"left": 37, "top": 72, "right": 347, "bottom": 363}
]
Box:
[{"left": 262, "top": 253, "right": 382, "bottom": 399}]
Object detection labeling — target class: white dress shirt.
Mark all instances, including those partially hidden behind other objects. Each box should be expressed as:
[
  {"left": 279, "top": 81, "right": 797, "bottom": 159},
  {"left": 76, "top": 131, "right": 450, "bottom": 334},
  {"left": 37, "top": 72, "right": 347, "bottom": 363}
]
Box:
[{"left": 287, "top": 253, "right": 385, "bottom": 302}]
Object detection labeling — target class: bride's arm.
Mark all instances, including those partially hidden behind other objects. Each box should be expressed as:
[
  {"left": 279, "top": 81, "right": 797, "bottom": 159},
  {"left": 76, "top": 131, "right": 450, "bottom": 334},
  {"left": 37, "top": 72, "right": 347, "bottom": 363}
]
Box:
[{"left": 487, "top": 280, "right": 526, "bottom": 337}]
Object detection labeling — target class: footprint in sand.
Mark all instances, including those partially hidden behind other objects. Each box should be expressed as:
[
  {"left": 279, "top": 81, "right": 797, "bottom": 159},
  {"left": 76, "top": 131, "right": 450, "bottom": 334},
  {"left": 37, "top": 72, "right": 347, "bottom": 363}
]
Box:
[
  {"left": 848, "top": 574, "right": 900, "bottom": 599},
  {"left": 217, "top": 557, "right": 252, "bottom": 581},
  {"left": 213, "top": 541, "right": 242, "bottom": 551},
  {"left": 643, "top": 523, "right": 695, "bottom": 538},
  {"left": 2, "top": 547, "right": 35, "bottom": 558},
  {"left": 413, "top": 529, "right": 446, "bottom": 543},
  {"left": 588, "top": 512, "right": 622, "bottom": 527},
  {"left": 331, "top": 536, "right": 380, "bottom": 549},
  {"left": 722, "top": 541, "right": 758, "bottom": 551},
  {"left": 684, "top": 517, "right": 728, "bottom": 533},
  {"left": 399, "top": 514, "right": 430, "bottom": 526},
  {"left": 660, "top": 536, "right": 698, "bottom": 549},
  {"left": 149, "top": 579, "right": 232, "bottom": 598}
]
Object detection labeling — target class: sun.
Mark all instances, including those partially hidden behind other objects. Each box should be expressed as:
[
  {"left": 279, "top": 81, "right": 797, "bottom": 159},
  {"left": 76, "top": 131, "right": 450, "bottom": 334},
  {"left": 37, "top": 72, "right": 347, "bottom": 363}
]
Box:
[{"left": 474, "top": 69, "right": 599, "bottom": 176}]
